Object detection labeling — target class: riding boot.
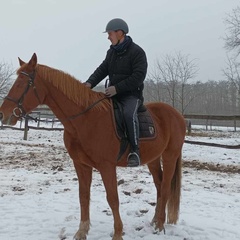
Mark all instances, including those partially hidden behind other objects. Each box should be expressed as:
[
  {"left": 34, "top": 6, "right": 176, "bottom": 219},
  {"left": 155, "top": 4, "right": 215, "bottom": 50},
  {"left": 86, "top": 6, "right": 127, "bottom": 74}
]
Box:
[
  {"left": 127, "top": 118, "right": 141, "bottom": 167},
  {"left": 127, "top": 109, "right": 141, "bottom": 167}
]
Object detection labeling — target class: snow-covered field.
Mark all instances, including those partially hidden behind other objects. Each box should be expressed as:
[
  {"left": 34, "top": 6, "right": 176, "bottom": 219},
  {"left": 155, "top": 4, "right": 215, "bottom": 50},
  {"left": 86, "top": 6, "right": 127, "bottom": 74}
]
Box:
[{"left": 0, "top": 123, "right": 239, "bottom": 240}]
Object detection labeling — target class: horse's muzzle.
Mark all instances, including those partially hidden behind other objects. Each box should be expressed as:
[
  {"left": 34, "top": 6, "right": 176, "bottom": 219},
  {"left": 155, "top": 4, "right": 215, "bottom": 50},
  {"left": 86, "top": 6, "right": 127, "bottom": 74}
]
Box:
[{"left": 0, "top": 111, "right": 17, "bottom": 126}]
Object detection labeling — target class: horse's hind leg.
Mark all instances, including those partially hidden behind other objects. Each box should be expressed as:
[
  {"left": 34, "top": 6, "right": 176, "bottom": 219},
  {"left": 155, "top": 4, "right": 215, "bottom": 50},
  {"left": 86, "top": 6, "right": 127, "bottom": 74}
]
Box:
[
  {"left": 147, "top": 158, "right": 164, "bottom": 230},
  {"left": 147, "top": 151, "right": 181, "bottom": 232},
  {"left": 161, "top": 150, "right": 181, "bottom": 227}
]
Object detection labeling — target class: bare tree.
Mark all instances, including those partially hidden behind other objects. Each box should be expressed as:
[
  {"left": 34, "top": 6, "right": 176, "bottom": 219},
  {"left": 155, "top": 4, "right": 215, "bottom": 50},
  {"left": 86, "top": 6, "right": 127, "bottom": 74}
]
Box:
[
  {"left": 0, "top": 61, "right": 15, "bottom": 99},
  {"left": 222, "top": 56, "right": 240, "bottom": 110},
  {"left": 224, "top": 6, "right": 240, "bottom": 55},
  {"left": 150, "top": 51, "right": 198, "bottom": 113},
  {"left": 223, "top": 6, "right": 240, "bottom": 113}
]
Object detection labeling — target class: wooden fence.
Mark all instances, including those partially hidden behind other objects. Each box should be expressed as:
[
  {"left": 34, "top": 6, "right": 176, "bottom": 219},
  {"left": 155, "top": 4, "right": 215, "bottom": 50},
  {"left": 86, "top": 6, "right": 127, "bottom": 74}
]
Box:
[
  {"left": 0, "top": 111, "right": 63, "bottom": 140},
  {"left": 1, "top": 112, "right": 240, "bottom": 147},
  {"left": 184, "top": 114, "right": 240, "bottom": 133}
]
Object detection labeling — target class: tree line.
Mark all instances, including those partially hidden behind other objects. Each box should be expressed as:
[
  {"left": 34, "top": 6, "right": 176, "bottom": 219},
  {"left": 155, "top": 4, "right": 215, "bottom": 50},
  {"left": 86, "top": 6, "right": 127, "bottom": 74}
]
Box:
[{"left": 144, "top": 79, "right": 240, "bottom": 115}]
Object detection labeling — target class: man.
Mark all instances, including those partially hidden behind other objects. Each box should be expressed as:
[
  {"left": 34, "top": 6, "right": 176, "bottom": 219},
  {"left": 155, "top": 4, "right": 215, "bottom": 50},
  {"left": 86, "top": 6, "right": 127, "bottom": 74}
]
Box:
[{"left": 85, "top": 18, "right": 148, "bottom": 167}]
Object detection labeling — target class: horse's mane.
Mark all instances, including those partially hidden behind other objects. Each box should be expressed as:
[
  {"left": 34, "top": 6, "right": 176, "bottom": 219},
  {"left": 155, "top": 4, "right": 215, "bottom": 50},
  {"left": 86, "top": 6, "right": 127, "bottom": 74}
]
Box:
[{"left": 33, "top": 64, "right": 110, "bottom": 111}]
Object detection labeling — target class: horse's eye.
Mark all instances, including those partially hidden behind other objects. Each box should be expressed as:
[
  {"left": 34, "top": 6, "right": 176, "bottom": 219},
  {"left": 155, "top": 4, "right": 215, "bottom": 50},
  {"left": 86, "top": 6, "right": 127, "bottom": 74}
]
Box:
[{"left": 18, "top": 74, "right": 26, "bottom": 81}]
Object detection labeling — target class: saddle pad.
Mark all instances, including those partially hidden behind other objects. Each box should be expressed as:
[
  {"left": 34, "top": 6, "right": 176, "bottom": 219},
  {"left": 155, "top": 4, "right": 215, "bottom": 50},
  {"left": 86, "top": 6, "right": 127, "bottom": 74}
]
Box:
[
  {"left": 113, "top": 101, "right": 156, "bottom": 140},
  {"left": 138, "top": 110, "right": 156, "bottom": 138}
]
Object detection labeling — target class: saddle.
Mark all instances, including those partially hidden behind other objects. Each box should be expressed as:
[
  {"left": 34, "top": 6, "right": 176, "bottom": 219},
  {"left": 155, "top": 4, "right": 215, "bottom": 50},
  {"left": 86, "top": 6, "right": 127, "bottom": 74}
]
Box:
[{"left": 112, "top": 99, "right": 156, "bottom": 161}]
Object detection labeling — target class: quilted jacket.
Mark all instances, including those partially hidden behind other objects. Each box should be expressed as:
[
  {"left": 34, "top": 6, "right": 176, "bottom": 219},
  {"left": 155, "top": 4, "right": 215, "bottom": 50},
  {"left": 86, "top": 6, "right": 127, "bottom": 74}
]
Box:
[{"left": 86, "top": 36, "right": 148, "bottom": 99}]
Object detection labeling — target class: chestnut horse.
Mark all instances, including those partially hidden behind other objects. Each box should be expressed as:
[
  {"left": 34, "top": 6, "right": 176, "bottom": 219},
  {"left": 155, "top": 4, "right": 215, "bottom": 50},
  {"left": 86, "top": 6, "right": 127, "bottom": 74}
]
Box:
[{"left": 0, "top": 53, "right": 186, "bottom": 240}]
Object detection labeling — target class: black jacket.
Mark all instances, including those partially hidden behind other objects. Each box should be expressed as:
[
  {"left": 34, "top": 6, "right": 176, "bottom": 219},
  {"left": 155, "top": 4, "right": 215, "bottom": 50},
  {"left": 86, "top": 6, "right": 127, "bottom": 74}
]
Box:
[{"left": 86, "top": 36, "right": 148, "bottom": 99}]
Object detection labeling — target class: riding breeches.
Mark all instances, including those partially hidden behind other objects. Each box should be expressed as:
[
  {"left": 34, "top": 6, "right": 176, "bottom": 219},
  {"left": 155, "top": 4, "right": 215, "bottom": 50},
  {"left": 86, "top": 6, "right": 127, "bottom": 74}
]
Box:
[{"left": 116, "top": 95, "right": 141, "bottom": 152}]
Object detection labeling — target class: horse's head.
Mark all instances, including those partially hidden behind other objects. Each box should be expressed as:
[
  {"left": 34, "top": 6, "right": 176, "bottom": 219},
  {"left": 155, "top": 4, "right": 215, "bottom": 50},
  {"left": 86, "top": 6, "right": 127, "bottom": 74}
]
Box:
[{"left": 0, "top": 53, "right": 43, "bottom": 125}]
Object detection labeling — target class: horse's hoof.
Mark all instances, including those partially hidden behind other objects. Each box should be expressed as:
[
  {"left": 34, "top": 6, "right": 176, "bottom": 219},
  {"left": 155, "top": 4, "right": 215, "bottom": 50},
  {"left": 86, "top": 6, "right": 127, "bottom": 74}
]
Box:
[
  {"left": 153, "top": 227, "right": 166, "bottom": 235},
  {"left": 74, "top": 232, "right": 87, "bottom": 240},
  {"left": 112, "top": 237, "right": 123, "bottom": 240},
  {"left": 111, "top": 233, "right": 123, "bottom": 240},
  {"left": 151, "top": 221, "right": 165, "bottom": 235},
  {"left": 74, "top": 237, "right": 86, "bottom": 240}
]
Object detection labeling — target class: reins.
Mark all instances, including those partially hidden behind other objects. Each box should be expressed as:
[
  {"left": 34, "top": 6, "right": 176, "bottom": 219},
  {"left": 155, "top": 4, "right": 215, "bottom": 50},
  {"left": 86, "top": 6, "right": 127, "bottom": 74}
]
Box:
[
  {"left": 26, "top": 96, "right": 108, "bottom": 123},
  {"left": 67, "top": 96, "right": 108, "bottom": 120}
]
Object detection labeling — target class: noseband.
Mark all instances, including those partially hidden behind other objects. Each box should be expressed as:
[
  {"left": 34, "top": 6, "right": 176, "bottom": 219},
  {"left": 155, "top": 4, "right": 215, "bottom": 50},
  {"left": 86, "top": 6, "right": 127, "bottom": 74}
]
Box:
[{"left": 4, "top": 71, "right": 41, "bottom": 118}]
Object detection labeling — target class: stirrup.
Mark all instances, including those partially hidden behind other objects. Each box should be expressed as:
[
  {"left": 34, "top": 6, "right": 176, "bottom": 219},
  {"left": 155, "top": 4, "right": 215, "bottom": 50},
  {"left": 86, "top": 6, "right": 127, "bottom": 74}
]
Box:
[{"left": 127, "top": 152, "right": 140, "bottom": 167}]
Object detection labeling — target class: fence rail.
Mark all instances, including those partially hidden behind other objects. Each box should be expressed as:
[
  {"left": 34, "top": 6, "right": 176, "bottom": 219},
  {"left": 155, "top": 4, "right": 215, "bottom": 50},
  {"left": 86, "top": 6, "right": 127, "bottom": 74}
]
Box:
[
  {"left": 184, "top": 114, "right": 240, "bottom": 132},
  {"left": 1, "top": 112, "right": 240, "bottom": 142},
  {"left": 184, "top": 140, "right": 240, "bottom": 149},
  {"left": 184, "top": 114, "right": 240, "bottom": 120}
]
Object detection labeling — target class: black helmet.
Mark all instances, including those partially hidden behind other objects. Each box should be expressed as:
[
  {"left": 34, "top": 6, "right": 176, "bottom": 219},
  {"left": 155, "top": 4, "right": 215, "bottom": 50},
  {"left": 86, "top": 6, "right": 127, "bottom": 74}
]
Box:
[{"left": 104, "top": 18, "right": 129, "bottom": 34}]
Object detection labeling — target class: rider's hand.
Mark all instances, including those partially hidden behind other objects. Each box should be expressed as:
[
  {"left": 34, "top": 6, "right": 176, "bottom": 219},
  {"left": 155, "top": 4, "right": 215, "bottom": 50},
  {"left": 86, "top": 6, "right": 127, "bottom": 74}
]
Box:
[
  {"left": 84, "top": 82, "right": 92, "bottom": 88},
  {"left": 105, "top": 86, "right": 117, "bottom": 97}
]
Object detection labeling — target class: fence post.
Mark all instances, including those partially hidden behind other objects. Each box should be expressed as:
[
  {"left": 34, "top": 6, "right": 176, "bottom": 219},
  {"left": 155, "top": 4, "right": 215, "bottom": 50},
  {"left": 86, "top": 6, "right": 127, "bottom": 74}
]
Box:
[
  {"left": 51, "top": 116, "right": 55, "bottom": 128},
  {"left": 185, "top": 119, "right": 191, "bottom": 134},
  {"left": 20, "top": 118, "right": 23, "bottom": 128},
  {"left": 234, "top": 118, "right": 236, "bottom": 132},
  {"left": 23, "top": 117, "right": 29, "bottom": 140},
  {"left": 37, "top": 112, "right": 41, "bottom": 128}
]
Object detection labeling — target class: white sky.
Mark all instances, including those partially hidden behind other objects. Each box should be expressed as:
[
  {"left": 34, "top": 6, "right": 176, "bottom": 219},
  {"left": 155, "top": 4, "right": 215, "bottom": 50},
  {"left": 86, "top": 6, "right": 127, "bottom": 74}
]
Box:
[{"left": 0, "top": 0, "right": 239, "bottom": 83}]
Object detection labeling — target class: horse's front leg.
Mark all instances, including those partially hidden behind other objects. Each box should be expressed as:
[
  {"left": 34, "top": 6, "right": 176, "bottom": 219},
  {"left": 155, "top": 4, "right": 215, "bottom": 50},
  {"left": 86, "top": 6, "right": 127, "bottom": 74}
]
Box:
[
  {"left": 73, "top": 162, "right": 93, "bottom": 240},
  {"left": 100, "top": 164, "right": 123, "bottom": 240},
  {"left": 63, "top": 132, "right": 92, "bottom": 240}
]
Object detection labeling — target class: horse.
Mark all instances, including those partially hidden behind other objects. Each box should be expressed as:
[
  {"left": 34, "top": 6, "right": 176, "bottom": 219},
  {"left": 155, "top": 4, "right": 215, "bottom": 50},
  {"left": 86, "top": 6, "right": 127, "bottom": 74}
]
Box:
[{"left": 0, "top": 53, "right": 186, "bottom": 240}]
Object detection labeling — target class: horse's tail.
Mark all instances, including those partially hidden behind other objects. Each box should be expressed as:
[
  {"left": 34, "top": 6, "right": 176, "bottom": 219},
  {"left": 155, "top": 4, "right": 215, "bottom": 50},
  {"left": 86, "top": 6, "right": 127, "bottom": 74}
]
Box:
[{"left": 167, "top": 152, "right": 182, "bottom": 224}]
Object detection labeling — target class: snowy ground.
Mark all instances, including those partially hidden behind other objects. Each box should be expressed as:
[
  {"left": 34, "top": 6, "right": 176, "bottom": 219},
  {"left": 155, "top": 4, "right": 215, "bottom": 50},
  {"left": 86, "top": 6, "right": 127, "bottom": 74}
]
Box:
[{"left": 0, "top": 123, "right": 240, "bottom": 240}]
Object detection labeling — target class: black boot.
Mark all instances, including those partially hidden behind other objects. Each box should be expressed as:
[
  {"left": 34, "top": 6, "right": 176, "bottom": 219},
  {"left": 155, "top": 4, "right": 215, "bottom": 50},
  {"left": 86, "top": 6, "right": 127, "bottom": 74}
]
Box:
[{"left": 127, "top": 150, "right": 140, "bottom": 167}]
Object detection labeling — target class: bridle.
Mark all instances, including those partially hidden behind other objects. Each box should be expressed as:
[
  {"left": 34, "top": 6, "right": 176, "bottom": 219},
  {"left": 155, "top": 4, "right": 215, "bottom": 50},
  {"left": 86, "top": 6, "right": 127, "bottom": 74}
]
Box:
[
  {"left": 4, "top": 70, "right": 108, "bottom": 122},
  {"left": 4, "top": 71, "right": 41, "bottom": 118}
]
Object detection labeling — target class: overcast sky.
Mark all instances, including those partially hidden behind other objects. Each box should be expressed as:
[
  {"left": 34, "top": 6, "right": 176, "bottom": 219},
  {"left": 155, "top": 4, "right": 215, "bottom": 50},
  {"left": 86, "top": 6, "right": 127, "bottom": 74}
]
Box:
[{"left": 1, "top": 0, "right": 239, "bottom": 83}]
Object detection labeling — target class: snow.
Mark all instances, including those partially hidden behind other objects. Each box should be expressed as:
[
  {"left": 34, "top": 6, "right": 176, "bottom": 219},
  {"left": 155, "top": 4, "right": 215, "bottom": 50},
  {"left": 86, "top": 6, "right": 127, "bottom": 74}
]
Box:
[{"left": 0, "top": 122, "right": 240, "bottom": 240}]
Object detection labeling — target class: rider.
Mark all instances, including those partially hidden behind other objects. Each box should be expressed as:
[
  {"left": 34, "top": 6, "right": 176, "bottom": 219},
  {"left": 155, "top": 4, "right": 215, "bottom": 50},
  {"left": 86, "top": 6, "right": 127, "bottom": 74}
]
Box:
[{"left": 85, "top": 18, "right": 148, "bottom": 167}]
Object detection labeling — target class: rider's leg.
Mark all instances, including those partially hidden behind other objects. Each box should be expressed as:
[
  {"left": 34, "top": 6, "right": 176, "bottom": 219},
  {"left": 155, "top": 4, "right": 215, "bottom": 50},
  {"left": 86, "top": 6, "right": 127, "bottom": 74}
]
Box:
[{"left": 118, "top": 96, "right": 141, "bottom": 167}]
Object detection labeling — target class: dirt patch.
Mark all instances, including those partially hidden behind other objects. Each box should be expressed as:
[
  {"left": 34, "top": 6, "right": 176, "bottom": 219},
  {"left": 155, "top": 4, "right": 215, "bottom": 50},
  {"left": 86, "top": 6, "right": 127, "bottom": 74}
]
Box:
[
  {"left": 186, "top": 130, "right": 239, "bottom": 138},
  {"left": 183, "top": 160, "right": 240, "bottom": 174},
  {"left": 1, "top": 140, "right": 239, "bottom": 174}
]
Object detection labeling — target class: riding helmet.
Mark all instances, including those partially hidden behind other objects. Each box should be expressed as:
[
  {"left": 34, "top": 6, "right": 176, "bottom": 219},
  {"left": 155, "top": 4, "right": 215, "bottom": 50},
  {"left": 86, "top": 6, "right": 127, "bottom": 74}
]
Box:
[{"left": 104, "top": 18, "right": 129, "bottom": 34}]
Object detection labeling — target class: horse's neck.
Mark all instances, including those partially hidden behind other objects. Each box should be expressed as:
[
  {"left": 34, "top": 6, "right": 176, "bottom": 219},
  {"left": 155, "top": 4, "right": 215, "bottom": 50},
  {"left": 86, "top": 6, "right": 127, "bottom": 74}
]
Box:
[{"left": 38, "top": 66, "right": 108, "bottom": 121}]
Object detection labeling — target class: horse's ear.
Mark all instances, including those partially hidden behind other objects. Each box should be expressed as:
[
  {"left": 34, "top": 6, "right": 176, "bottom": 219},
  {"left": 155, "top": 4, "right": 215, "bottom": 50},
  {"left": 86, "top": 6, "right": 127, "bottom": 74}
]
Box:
[
  {"left": 18, "top": 57, "right": 25, "bottom": 66},
  {"left": 28, "top": 53, "right": 37, "bottom": 69}
]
